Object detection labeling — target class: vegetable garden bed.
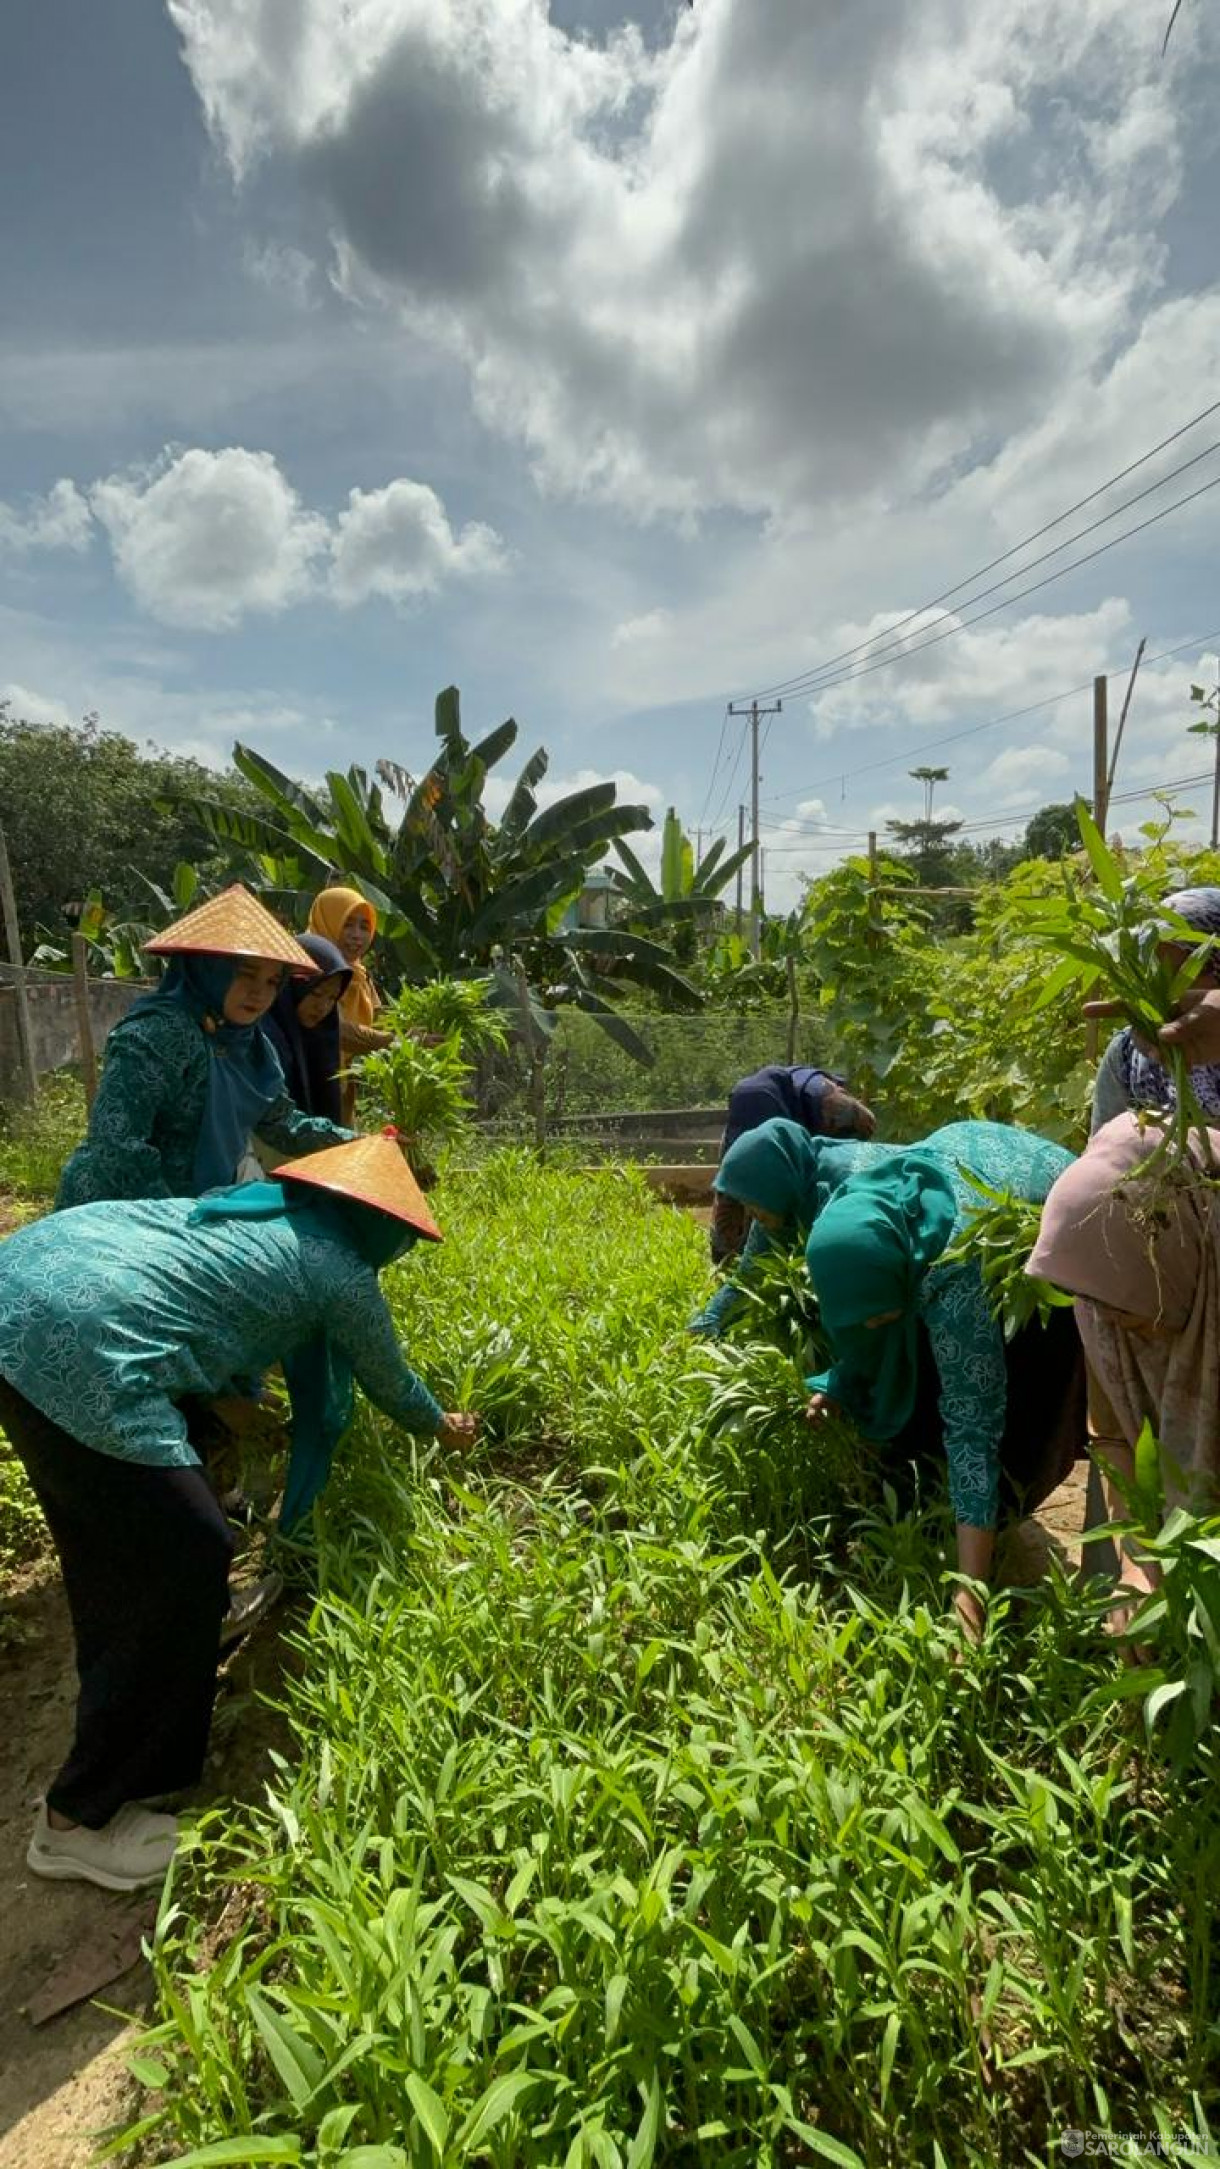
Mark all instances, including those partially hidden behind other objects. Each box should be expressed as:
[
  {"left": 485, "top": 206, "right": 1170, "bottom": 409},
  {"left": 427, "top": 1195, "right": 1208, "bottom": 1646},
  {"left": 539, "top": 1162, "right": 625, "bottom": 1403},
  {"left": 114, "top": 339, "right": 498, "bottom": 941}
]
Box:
[{"left": 112, "top": 1153, "right": 1217, "bottom": 2169}]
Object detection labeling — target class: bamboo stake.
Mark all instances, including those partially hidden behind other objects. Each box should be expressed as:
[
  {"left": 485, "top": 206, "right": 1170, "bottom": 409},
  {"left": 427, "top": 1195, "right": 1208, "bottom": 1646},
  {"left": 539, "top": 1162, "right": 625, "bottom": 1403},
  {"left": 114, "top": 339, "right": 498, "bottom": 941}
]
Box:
[{"left": 71, "top": 934, "right": 98, "bottom": 1107}]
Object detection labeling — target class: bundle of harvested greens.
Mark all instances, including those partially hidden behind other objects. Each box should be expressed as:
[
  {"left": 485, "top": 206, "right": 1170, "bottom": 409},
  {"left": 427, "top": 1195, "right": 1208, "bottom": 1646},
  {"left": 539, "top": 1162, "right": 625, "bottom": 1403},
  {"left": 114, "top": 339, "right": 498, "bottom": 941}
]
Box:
[{"left": 1021, "top": 799, "right": 1218, "bottom": 1178}]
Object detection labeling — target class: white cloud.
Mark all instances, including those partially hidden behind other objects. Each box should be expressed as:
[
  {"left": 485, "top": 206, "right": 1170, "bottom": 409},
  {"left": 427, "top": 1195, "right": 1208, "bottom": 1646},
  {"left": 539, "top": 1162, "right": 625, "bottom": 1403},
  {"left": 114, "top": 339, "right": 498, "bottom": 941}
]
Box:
[
  {"left": 978, "top": 742, "right": 1070, "bottom": 801},
  {"left": 168, "top": 0, "right": 1213, "bottom": 521},
  {"left": 0, "top": 479, "right": 93, "bottom": 555},
  {"left": 78, "top": 447, "right": 503, "bottom": 629},
  {"left": 0, "top": 681, "right": 77, "bottom": 729},
  {"left": 241, "top": 237, "right": 319, "bottom": 310},
  {"left": 90, "top": 447, "right": 327, "bottom": 630},
  {"left": 612, "top": 609, "right": 672, "bottom": 648},
  {"left": 329, "top": 480, "right": 505, "bottom": 608},
  {"left": 806, "top": 599, "right": 1135, "bottom": 739}
]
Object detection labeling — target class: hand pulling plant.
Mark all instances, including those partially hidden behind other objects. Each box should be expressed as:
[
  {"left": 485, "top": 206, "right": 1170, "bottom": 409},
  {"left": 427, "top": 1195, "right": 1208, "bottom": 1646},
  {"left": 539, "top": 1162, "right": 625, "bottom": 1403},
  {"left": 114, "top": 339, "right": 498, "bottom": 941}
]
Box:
[{"left": 1020, "top": 799, "right": 1219, "bottom": 1180}]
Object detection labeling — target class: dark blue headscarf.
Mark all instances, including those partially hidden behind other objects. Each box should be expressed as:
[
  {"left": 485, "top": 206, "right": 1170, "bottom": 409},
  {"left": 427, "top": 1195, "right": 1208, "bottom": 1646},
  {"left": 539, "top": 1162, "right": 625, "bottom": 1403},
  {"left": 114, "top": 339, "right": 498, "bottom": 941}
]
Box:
[
  {"left": 263, "top": 934, "right": 351, "bottom": 1125},
  {"left": 190, "top": 1179, "right": 419, "bottom": 1530},
  {"left": 131, "top": 956, "right": 288, "bottom": 1191},
  {"left": 723, "top": 1065, "right": 845, "bottom": 1153}
]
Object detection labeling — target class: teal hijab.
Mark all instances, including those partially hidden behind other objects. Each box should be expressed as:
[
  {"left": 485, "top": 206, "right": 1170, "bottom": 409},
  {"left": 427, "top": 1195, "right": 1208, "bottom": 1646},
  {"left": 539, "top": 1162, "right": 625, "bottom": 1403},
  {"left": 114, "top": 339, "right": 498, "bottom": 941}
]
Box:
[
  {"left": 714, "top": 1118, "right": 831, "bottom": 1229},
  {"left": 131, "top": 956, "right": 287, "bottom": 1192},
  {"left": 804, "top": 1151, "right": 957, "bottom": 1440},
  {"left": 190, "top": 1180, "right": 418, "bottom": 1530}
]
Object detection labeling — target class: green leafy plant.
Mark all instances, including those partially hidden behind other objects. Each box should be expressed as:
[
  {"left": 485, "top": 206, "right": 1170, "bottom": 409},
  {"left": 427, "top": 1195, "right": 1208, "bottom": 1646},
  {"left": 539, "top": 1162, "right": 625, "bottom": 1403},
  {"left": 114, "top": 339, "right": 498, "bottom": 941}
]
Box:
[
  {"left": 187, "top": 687, "right": 700, "bottom": 1060},
  {"left": 1088, "top": 1423, "right": 1220, "bottom": 1775},
  {"left": 349, "top": 1032, "right": 474, "bottom": 1180},
  {"left": 110, "top": 1153, "right": 1220, "bottom": 2165},
  {"left": 380, "top": 977, "right": 509, "bottom": 1062},
  {"left": 0, "top": 1075, "right": 87, "bottom": 1198},
  {"left": 942, "top": 1176, "right": 1075, "bottom": 1338},
  {"left": 1019, "top": 799, "right": 1220, "bottom": 1173}
]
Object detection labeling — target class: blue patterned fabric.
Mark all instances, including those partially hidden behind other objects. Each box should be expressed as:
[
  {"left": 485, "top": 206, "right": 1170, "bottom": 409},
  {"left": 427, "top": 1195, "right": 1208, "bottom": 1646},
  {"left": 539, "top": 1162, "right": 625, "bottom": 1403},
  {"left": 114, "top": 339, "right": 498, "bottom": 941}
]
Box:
[
  {"left": 905, "top": 1120, "right": 1074, "bottom": 1528},
  {"left": 125, "top": 957, "right": 290, "bottom": 1190},
  {"left": 56, "top": 1002, "right": 352, "bottom": 1209},
  {"left": 189, "top": 1180, "right": 425, "bottom": 1528},
  {"left": 0, "top": 1196, "right": 443, "bottom": 1481}
]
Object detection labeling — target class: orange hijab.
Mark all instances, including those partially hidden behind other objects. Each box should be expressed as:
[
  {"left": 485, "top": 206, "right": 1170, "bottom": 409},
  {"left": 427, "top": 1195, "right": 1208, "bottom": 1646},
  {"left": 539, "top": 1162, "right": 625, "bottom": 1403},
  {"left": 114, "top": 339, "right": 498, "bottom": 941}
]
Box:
[{"left": 308, "top": 887, "right": 380, "bottom": 1029}]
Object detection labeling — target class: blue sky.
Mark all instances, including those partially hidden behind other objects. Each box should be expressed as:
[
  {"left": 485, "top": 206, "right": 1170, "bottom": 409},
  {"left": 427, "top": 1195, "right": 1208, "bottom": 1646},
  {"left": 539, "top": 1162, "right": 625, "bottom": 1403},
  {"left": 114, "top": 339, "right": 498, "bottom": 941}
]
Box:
[{"left": 2, "top": 0, "right": 1219, "bottom": 904}]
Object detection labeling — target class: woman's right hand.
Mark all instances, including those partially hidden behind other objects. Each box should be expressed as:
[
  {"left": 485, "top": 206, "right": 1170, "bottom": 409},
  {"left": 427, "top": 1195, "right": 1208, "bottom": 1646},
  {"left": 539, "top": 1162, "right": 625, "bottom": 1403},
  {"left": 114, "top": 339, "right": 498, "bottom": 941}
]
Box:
[
  {"left": 1084, "top": 987, "right": 1220, "bottom": 1067},
  {"left": 804, "top": 1391, "right": 841, "bottom": 1425},
  {"left": 437, "top": 1411, "right": 480, "bottom": 1449}
]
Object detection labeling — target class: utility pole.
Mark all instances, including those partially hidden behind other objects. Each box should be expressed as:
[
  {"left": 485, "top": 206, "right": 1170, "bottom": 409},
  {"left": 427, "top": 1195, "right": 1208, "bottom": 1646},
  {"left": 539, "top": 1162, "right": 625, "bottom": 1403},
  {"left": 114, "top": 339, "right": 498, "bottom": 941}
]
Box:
[
  {"left": 728, "top": 697, "right": 782, "bottom": 960},
  {"left": 1092, "top": 674, "right": 1110, "bottom": 836},
  {"left": 735, "top": 805, "right": 745, "bottom": 935},
  {"left": 1186, "top": 657, "right": 1220, "bottom": 850}
]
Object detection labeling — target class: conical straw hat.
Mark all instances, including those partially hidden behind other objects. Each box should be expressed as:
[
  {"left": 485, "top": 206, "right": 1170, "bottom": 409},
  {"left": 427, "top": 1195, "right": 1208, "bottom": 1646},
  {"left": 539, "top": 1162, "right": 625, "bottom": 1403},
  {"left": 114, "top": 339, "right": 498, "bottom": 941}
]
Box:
[
  {"left": 273, "top": 1131, "right": 443, "bottom": 1242},
  {"left": 146, "top": 884, "right": 319, "bottom": 970}
]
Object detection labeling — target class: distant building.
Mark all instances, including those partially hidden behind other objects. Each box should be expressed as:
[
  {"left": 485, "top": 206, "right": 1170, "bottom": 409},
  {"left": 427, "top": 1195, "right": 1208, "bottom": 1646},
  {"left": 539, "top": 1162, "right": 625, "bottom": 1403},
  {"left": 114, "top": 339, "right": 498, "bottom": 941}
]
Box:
[{"left": 557, "top": 867, "right": 616, "bottom": 933}]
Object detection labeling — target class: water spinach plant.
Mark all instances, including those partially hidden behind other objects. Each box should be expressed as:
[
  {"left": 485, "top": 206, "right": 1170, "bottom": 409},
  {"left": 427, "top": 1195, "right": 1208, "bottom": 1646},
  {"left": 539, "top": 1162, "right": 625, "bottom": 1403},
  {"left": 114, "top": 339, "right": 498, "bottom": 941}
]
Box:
[{"left": 117, "top": 1155, "right": 1220, "bottom": 2167}]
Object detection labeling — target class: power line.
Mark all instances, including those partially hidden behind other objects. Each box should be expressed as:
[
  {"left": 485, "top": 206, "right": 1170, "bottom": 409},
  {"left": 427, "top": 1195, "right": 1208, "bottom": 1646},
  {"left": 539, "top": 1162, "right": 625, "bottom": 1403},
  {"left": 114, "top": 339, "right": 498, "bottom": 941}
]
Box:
[
  {"left": 766, "top": 439, "right": 1220, "bottom": 707},
  {"left": 761, "top": 622, "right": 1220, "bottom": 810},
  {"left": 696, "top": 703, "right": 731, "bottom": 835},
  {"left": 760, "top": 768, "right": 1217, "bottom": 851},
  {"left": 740, "top": 467, "right": 1220, "bottom": 711},
  {"left": 742, "top": 395, "right": 1220, "bottom": 705},
  {"left": 706, "top": 721, "right": 749, "bottom": 832}
]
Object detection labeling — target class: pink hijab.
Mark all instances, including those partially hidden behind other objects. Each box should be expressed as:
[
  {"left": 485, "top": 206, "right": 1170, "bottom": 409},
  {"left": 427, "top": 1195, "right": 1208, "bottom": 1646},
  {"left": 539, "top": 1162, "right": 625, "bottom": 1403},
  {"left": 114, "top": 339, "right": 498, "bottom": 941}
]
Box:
[{"left": 1029, "top": 1114, "right": 1220, "bottom": 1503}]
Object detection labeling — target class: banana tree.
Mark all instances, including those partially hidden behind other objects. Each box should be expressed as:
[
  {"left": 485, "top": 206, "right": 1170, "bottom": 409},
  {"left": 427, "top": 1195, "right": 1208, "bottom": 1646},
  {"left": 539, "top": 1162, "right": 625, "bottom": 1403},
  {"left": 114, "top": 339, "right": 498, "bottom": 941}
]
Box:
[
  {"left": 610, "top": 809, "right": 754, "bottom": 956},
  {"left": 187, "top": 687, "right": 701, "bottom": 1061}
]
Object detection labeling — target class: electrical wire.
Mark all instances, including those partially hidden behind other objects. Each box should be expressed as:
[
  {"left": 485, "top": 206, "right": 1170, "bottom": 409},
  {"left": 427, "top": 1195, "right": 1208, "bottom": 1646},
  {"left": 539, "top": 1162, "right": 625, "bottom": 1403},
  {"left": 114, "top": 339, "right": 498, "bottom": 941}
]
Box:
[
  {"left": 763, "top": 442, "right": 1220, "bottom": 706},
  {"left": 740, "top": 395, "right": 1220, "bottom": 705},
  {"left": 739, "top": 468, "right": 1220, "bottom": 710},
  {"left": 759, "top": 768, "right": 1217, "bottom": 851},
  {"left": 761, "top": 623, "right": 1220, "bottom": 810},
  {"left": 695, "top": 703, "right": 731, "bottom": 835}
]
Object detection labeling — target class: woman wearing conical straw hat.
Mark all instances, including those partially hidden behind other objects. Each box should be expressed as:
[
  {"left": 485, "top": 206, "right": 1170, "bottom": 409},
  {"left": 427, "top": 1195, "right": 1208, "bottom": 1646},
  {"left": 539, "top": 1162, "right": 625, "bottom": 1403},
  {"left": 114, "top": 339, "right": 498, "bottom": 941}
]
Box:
[
  {"left": 57, "top": 885, "right": 356, "bottom": 1211},
  {"left": 0, "top": 1134, "right": 477, "bottom": 1893}
]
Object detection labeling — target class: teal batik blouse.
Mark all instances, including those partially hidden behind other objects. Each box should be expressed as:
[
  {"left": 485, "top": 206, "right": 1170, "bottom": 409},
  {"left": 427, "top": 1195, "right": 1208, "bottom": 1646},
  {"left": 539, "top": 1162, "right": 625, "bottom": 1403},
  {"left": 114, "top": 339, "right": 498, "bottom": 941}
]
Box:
[
  {"left": 0, "top": 1197, "right": 443, "bottom": 1468},
  {"left": 57, "top": 1004, "right": 351, "bottom": 1208},
  {"left": 901, "top": 1120, "right": 1073, "bottom": 1529}
]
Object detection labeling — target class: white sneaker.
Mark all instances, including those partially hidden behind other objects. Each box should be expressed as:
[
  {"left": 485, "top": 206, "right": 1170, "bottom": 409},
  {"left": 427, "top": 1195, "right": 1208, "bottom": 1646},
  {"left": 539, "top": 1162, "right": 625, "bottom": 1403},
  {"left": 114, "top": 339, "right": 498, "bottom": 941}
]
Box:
[{"left": 27, "top": 1800, "right": 179, "bottom": 1890}]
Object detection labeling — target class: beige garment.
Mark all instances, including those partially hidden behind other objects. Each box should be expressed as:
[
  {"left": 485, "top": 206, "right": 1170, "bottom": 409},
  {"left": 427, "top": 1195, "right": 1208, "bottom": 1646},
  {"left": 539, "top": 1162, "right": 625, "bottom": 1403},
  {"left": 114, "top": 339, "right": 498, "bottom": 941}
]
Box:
[{"left": 1031, "top": 1113, "right": 1220, "bottom": 1505}]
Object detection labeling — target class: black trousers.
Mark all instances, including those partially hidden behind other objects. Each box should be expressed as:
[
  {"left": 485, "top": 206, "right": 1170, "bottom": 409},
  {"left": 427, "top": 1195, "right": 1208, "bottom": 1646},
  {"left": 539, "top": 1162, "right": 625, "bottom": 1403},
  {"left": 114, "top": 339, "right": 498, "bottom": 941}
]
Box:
[
  {"left": 891, "top": 1306, "right": 1087, "bottom": 1523},
  {"left": 0, "top": 1379, "right": 234, "bottom": 1828}
]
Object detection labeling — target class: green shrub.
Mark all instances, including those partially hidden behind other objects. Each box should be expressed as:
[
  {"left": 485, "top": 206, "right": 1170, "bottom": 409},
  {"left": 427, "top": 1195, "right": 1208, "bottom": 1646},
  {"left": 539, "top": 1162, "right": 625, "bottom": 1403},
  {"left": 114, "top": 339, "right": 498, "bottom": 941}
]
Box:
[{"left": 0, "top": 1073, "right": 86, "bottom": 1199}]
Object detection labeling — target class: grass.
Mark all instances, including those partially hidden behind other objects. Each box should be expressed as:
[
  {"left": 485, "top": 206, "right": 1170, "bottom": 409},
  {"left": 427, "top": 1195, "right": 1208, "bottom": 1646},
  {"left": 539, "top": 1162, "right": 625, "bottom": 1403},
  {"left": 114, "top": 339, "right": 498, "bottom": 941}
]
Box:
[
  {"left": 115, "top": 1154, "right": 1219, "bottom": 2168},
  {"left": 0, "top": 1071, "right": 87, "bottom": 1202},
  {"left": 0, "top": 1075, "right": 83, "bottom": 1587}
]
